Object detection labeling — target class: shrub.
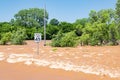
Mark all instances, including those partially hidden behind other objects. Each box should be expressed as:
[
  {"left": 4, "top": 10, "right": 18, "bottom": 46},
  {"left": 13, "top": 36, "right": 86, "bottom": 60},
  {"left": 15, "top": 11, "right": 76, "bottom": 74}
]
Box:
[
  {"left": 89, "top": 38, "right": 99, "bottom": 46},
  {"left": 60, "top": 31, "right": 79, "bottom": 47},
  {"left": 0, "top": 32, "right": 12, "bottom": 45},
  {"left": 80, "top": 34, "right": 90, "bottom": 45},
  {"left": 26, "top": 27, "right": 37, "bottom": 40},
  {"left": 51, "top": 30, "right": 64, "bottom": 47},
  {"left": 11, "top": 28, "right": 27, "bottom": 45},
  {"left": 51, "top": 31, "right": 79, "bottom": 47},
  {"left": 46, "top": 25, "right": 59, "bottom": 40}
]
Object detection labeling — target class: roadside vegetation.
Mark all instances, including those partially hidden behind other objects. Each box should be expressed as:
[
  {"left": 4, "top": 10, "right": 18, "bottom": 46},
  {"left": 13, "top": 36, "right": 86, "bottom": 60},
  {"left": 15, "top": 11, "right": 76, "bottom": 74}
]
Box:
[{"left": 0, "top": 0, "right": 120, "bottom": 46}]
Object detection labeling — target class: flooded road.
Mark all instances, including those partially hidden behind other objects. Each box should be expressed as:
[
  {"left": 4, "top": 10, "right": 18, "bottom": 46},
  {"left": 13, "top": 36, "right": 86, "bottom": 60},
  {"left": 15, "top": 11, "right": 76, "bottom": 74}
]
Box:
[{"left": 0, "top": 40, "right": 120, "bottom": 80}]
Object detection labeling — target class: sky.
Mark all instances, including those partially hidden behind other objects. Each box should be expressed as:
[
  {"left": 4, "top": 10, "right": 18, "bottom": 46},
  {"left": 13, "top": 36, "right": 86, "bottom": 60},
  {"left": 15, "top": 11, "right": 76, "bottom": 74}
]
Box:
[{"left": 0, "top": 0, "right": 117, "bottom": 23}]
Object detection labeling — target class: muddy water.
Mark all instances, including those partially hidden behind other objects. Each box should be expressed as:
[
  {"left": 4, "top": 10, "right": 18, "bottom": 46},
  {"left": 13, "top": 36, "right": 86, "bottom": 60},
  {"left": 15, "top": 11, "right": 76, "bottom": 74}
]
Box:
[{"left": 0, "top": 40, "right": 120, "bottom": 80}]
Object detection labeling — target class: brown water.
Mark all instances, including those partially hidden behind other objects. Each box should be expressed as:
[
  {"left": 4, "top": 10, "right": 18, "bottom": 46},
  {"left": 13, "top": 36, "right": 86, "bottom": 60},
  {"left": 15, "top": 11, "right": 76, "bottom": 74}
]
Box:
[{"left": 0, "top": 40, "right": 120, "bottom": 80}]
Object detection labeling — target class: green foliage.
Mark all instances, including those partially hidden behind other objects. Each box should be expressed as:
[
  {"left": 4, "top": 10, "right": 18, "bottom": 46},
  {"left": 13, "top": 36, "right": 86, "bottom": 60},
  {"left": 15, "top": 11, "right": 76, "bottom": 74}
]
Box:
[
  {"left": 116, "top": 0, "right": 120, "bottom": 40},
  {"left": 14, "top": 8, "right": 48, "bottom": 27},
  {"left": 75, "top": 24, "right": 83, "bottom": 36},
  {"left": 0, "top": 22, "right": 13, "bottom": 33},
  {"left": 116, "top": 0, "right": 120, "bottom": 18},
  {"left": 11, "top": 28, "right": 27, "bottom": 45},
  {"left": 46, "top": 24, "right": 59, "bottom": 40},
  {"left": 74, "top": 18, "right": 88, "bottom": 27},
  {"left": 59, "top": 22, "right": 74, "bottom": 33},
  {"left": 80, "top": 34, "right": 90, "bottom": 45},
  {"left": 0, "top": 32, "right": 12, "bottom": 45},
  {"left": 89, "top": 38, "right": 99, "bottom": 46},
  {"left": 26, "top": 27, "right": 37, "bottom": 40},
  {"left": 51, "top": 31, "right": 64, "bottom": 47},
  {"left": 0, "top": 2, "right": 120, "bottom": 46},
  {"left": 60, "top": 31, "right": 79, "bottom": 47},
  {"left": 108, "top": 21, "right": 118, "bottom": 45},
  {"left": 89, "top": 10, "right": 98, "bottom": 22},
  {"left": 49, "top": 18, "right": 59, "bottom": 26},
  {"left": 78, "top": 9, "right": 119, "bottom": 46},
  {"left": 51, "top": 31, "right": 79, "bottom": 47}
]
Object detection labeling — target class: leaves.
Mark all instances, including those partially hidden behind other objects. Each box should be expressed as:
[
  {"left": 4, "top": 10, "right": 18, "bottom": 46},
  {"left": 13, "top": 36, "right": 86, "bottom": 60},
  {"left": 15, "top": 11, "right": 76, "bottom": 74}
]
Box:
[{"left": 14, "top": 8, "right": 48, "bottom": 27}]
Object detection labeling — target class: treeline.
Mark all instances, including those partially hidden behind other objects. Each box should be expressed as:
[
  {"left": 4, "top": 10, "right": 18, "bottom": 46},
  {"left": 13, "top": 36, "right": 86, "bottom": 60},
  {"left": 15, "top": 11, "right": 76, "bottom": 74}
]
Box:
[
  {"left": 0, "top": 0, "right": 120, "bottom": 46},
  {"left": 51, "top": 9, "right": 120, "bottom": 46},
  {"left": 0, "top": 8, "right": 48, "bottom": 45}
]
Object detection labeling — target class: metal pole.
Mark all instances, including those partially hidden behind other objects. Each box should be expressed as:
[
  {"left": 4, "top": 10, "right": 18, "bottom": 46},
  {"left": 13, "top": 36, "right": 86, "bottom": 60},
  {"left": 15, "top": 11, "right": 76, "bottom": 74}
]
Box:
[
  {"left": 37, "top": 42, "right": 39, "bottom": 55},
  {"left": 44, "top": 4, "right": 46, "bottom": 46}
]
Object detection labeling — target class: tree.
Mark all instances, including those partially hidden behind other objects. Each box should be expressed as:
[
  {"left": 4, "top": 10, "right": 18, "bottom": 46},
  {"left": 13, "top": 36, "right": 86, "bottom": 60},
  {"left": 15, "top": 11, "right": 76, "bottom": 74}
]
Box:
[
  {"left": 13, "top": 8, "right": 49, "bottom": 40},
  {"left": 46, "top": 24, "right": 59, "bottom": 40},
  {"left": 11, "top": 28, "right": 27, "bottom": 45},
  {"left": 51, "top": 30, "right": 64, "bottom": 47},
  {"left": 80, "top": 34, "right": 90, "bottom": 46},
  {"left": 49, "top": 18, "right": 59, "bottom": 26},
  {"left": 89, "top": 10, "right": 98, "bottom": 23},
  {"left": 51, "top": 31, "right": 79, "bottom": 47},
  {"left": 116, "top": 0, "right": 120, "bottom": 18},
  {"left": 0, "top": 22, "right": 13, "bottom": 33},
  {"left": 75, "top": 24, "right": 83, "bottom": 36},
  {"left": 60, "top": 31, "right": 79, "bottom": 47},
  {"left": 59, "top": 22, "right": 74, "bottom": 33},
  {"left": 116, "top": 0, "right": 120, "bottom": 39},
  {"left": 108, "top": 21, "right": 118, "bottom": 45},
  {"left": 74, "top": 18, "right": 88, "bottom": 27},
  {"left": 79, "top": 9, "right": 118, "bottom": 46},
  {"left": 0, "top": 32, "right": 12, "bottom": 45},
  {"left": 14, "top": 8, "right": 48, "bottom": 27}
]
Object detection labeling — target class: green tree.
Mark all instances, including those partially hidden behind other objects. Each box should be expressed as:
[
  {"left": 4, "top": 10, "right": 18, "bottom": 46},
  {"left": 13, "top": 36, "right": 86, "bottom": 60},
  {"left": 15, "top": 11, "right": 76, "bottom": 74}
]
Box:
[
  {"left": 0, "top": 32, "right": 12, "bottom": 45},
  {"left": 51, "top": 31, "right": 79, "bottom": 47},
  {"left": 49, "top": 18, "right": 59, "bottom": 26},
  {"left": 11, "top": 28, "right": 27, "bottom": 45},
  {"left": 80, "top": 34, "right": 90, "bottom": 46},
  {"left": 75, "top": 24, "right": 83, "bottom": 36},
  {"left": 60, "top": 31, "right": 79, "bottom": 47},
  {"left": 51, "top": 30, "right": 64, "bottom": 47},
  {"left": 108, "top": 21, "right": 118, "bottom": 45},
  {"left": 116, "top": 0, "right": 120, "bottom": 18},
  {"left": 116, "top": 0, "right": 120, "bottom": 39},
  {"left": 59, "top": 22, "right": 74, "bottom": 33},
  {"left": 78, "top": 9, "right": 118, "bottom": 46},
  {"left": 26, "top": 27, "right": 37, "bottom": 40},
  {"left": 14, "top": 8, "right": 48, "bottom": 27},
  {"left": 46, "top": 24, "right": 59, "bottom": 40},
  {"left": 89, "top": 10, "right": 98, "bottom": 23},
  {"left": 0, "top": 22, "right": 13, "bottom": 33},
  {"left": 74, "top": 18, "right": 88, "bottom": 27}
]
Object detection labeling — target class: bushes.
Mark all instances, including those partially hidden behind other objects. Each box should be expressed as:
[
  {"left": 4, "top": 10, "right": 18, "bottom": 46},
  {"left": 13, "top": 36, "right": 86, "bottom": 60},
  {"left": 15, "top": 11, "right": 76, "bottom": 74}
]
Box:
[
  {"left": 46, "top": 24, "right": 59, "bottom": 40},
  {"left": 0, "top": 32, "right": 12, "bottom": 45},
  {"left": 60, "top": 31, "right": 79, "bottom": 47},
  {"left": 51, "top": 31, "right": 64, "bottom": 47},
  {"left": 26, "top": 27, "right": 36, "bottom": 40},
  {"left": 79, "top": 34, "right": 89, "bottom": 46},
  {"left": 51, "top": 31, "right": 79, "bottom": 47},
  {"left": 0, "top": 28, "right": 27, "bottom": 45},
  {"left": 11, "top": 28, "right": 27, "bottom": 45}
]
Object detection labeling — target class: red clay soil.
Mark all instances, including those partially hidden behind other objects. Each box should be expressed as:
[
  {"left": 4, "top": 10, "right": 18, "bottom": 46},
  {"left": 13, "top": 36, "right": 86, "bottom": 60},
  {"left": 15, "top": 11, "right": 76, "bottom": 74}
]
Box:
[{"left": 0, "top": 40, "right": 120, "bottom": 80}]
